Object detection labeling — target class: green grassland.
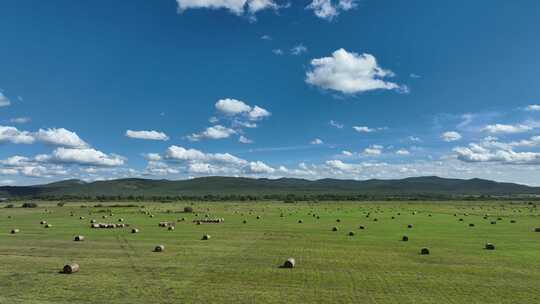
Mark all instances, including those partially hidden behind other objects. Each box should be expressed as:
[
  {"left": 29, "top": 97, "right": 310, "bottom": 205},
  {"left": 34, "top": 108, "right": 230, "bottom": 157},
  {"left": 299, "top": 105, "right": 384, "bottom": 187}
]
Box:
[{"left": 1, "top": 201, "right": 539, "bottom": 304}]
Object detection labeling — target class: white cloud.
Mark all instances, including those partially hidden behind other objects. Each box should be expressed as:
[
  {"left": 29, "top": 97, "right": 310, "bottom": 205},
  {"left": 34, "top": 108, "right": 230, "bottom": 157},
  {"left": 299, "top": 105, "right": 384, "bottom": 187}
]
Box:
[
  {"left": 306, "top": 49, "right": 405, "bottom": 94},
  {"left": 9, "top": 117, "right": 31, "bottom": 124},
  {"left": 272, "top": 49, "right": 284, "bottom": 55},
  {"left": 341, "top": 150, "right": 353, "bottom": 156},
  {"left": 0, "top": 126, "right": 35, "bottom": 144},
  {"left": 325, "top": 159, "right": 361, "bottom": 173},
  {"left": 39, "top": 147, "right": 125, "bottom": 167},
  {"left": 396, "top": 149, "right": 410, "bottom": 155},
  {"left": 245, "top": 161, "right": 275, "bottom": 174},
  {"left": 363, "top": 145, "right": 382, "bottom": 156},
  {"left": 35, "top": 128, "right": 88, "bottom": 148},
  {"left": 165, "top": 145, "right": 247, "bottom": 166},
  {"left": 176, "top": 0, "right": 279, "bottom": 16},
  {"left": 187, "top": 125, "right": 237, "bottom": 141},
  {"left": 247, "top": 105, "right": 271, "bottom": 120},
  {"left": 306, "top": 0, "right": 357, "bottom": 20},
  {"left": 482, "top": 123, "right": 533, "bottom": 134},
  {"left": 239, "top": 135, "right": 253, "bottom": 144},
  {"left": 143, "top": 153, "right": 162, "bottom": 161},
  {"left": 454, "top": 144, "right": 540, "bottom": 165},
  {"left": 310, "top": 138, "right": 324, "bottom": 145},
  {"left": 261, "top": 35, "right": 272, "bottom": 40},
  {"left": 525, "top": 104, "right": 540, "bottom": 111},
  {"left": 291, "top": 44, "right": 308, "bottom": 55},
  {"left": 408, "top": 136, "right": 422, "bottom": 142},
  {"left": 353, "top": 126, "right": 375, "bottom": 133},
  {"left": 126, "top": 130, "right": 169, "bottom": 141},
  {"left": 0, "top": 92, "right": 11, "bottom": 107},
  {"left": 216, "top": 98, "right": 252, "bottom": 115},
  {"left": 441, "top": 131, "right": 462, "bottom": 142},
  {"left": 329, "top": 120, "right": 344, "bottom": 129}
]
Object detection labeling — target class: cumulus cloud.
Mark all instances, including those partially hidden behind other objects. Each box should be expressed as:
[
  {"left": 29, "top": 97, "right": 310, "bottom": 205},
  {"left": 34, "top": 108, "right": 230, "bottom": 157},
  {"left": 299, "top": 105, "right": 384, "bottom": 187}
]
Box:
[
  {"left": 441, "top": 131, "right": 462, "bottom": 142},
  {"left": 272, "top": 49, "right": 284, "bottom": 55},
  {"left": 38, "top": 147, "right": 125, "bottom": 167},
  {"left": 34, "top": 128, "right": 88, "bottom": 148},
  {"left": 0, "top": 92, "right": 11, "bottom": 107},
  {"left": 0, "top": 126, "right": 35, "bottom": 144},
  {"left": 306, "top": 0, "right": 357, "bottom": 20},
  {"left": 125, "top": 130, "right": 169, "bottom": 141},
  {"left": 353, "top": 126, "right": 385, "bottom": 133},
  {"left": 306, "top": 49, "right": 405, "bottom": 94},
  {"left": 454, "top": 144, "right": 540, "bottom": 165},
  {"left": 215, "top": 98, "right": 271, "bottom": 121},
  {"left": 396, "top": 149, "right": 410, "bottom": 155},
  {"left": 482, "top": 123, "right": 533, "bottom": 134},
  {"left": 310, "top": 138, "right": 324, "bottom": 145},
  {"left": 246, "top": 161, "right": 275, "bottom": 174},
  {"left": 187, "top": 125, "right": 237, "bottom": 141},
  {"left": 329, "top": 120, "right": 344, "bottom": 129}
]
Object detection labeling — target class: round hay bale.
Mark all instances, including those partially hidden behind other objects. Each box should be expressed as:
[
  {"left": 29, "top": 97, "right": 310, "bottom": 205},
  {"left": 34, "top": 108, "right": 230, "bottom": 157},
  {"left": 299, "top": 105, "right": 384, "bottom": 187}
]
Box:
[
  {"left": 283, "top": 258, "right": 295, "bottom": 268},
  {"left": 79, "top": 216, "right": 85, "bottom": 220},
  {"left": 298, "top": 220, "right": 303, "bottom": 223},
  {"left": 131, "top": 228, "right": 139, "bottom": 234},
  {"left": 90, "top": 219, "right": 96, "bottom": 224},
  {"left": 332, "top": 226, "right": 339, "bottom": 231},
  {"left": 348, "top": 231, "right": 355, "bottom": 236},
  {"left": 40, "top": 220, "right": 47, "bottom": 225},
  {"left": 45, "top": 224, "right": 52, "bottom": 228},
  {"left": 391, "top": 216, "right": 395, "bottom": 220},
  {"left": 149, "top": 214, "right": 154, "bottom": 218},
  {"left": 154, "top": 245, "right": 165, "bottom": 252},
  {"left": 74, "top": 235, "right": 85, "bottom": 242},
  {"left": 359, "top": 225, "right": 365, "bottom": 230},
  {"left": 402, "top": 235, "right": 409, "bottom": 242},
  {"left": 168, "top": 226, "right": 175, "bottom": 231},
  {"left": 373, "top": 218, "right": 378, "bottom": 222},
  {"left": 202, "top": 234, "right": 211, "bottom": 240},
  {"left": 256, "top": 216, "right": 261, "bottom": 220},
  {"left": 62, "top": 263, "right": 79, "bottom": 274},
  {"left": 485, "top": 243, "right": 495, "bottom": 250},
  {"left": 336, "top": 219, "right": 341, "bottom": 223},
  {"left": 459, "top": 218, "right": 464, "bottom": 222},
  {"left": 469, "top": 223, "right": 475, "bottom": 227},
  {"left": 420, "top": 247, "right": 430, "bottom": 255},
  {"left": 118, "top": 218, "right": 124, "bottom": 222},
  {"left": 407, "top": 224, "right": 413, "bottom": 229},
  {"left": 490, "top": 221, "right": 497, "bottom": 225},
  {"left": 243, "top": 220, "right": 247, "bottom": 224},
  {"left": 91, "top": 224, "right": 100, "bottom": 228},
  {"left": 534, "top": 227, "right": 540, "bottom": 232},
  {"left": 10, "top": 229, "right": 20, "bottom": 234},
  {"left": 102, "top": 215, "right": 107, "bottom": 219},
  {"left": 510, "top": 220, "right": 516, "bottom": 223}
]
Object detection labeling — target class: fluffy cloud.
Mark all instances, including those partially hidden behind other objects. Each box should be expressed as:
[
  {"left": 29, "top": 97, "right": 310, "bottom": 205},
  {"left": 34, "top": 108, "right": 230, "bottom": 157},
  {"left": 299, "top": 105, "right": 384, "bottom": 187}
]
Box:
[
  {"left": 441, "top": 131, "right": 462, "bottom": 142},
  {"left": 310, "top": 138, "right": 323, "bottom": 145},
  {"left": 246, "top": 161, "right": 275, "bottom": 174},
  {"left": 35, "top": 128, "right": 88, "bottom": 148},
  {"left": 482, "top": 123, "right": 533, "bottom": 134},
  {"left": 306, "top": 49, "right": 405, "bottom": 94},
  {"left": 454, "top": 144, "right": 540, "bottom": 165},
  {"left": 166, "top": 145, "right": 247, "bottom": 166},
  {"left": 0, "top": 126, "right": 35, "bottom": 144},
  {"left": 187, "top": 125, "right": 237, "bottom": 141},
  {"left": 215, "top": 98, "right": 271, "bottom": 121},
  {"left": 0, "top": 92, "right": 11, "bottom": 107},
  {"left": 38, "top": 148, "right": 125, "bottom": 167},
  {"left": 326, "top": 159, "right": 361, "bottom": 173},
  {"left": 396, "top": 149, "right": 410, "bottom": 155},
  {"left": 126, "top": 130, "right": 169, "bottom": 141},
  {"left": 176, "top": 0, "right": 279, "bottom": 16},
  {"left": 306, "top": 0, "right": 357, "bottom": 20},
  {"left": 329, "top": 120, "right": 344, "bottom": 129}
]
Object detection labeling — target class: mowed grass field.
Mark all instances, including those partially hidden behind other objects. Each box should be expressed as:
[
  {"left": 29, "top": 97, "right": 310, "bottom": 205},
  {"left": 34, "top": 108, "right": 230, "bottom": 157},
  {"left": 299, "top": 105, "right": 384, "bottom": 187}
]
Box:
[{"left": 0, "top": 201, "right": 539, "bottom": 304}]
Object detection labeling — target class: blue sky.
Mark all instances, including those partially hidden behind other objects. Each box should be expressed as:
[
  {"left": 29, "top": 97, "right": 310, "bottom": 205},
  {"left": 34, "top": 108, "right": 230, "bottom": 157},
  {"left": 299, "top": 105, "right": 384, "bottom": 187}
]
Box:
[{"left": 1, "top": 0, "right": 540, "bottom": 186}]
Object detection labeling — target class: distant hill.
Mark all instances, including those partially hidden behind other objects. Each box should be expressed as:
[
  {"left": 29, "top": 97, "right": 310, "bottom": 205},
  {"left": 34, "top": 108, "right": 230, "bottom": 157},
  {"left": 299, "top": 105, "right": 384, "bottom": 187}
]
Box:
[{"left": 1, "top": 176, "right": 539, "bottom": 200}]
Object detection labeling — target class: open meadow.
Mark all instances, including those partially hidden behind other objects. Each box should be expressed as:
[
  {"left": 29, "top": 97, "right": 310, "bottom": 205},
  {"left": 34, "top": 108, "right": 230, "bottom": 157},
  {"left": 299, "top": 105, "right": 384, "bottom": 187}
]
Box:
[{"left": 1, "top": 201, "right": 539, "bottom": 304}]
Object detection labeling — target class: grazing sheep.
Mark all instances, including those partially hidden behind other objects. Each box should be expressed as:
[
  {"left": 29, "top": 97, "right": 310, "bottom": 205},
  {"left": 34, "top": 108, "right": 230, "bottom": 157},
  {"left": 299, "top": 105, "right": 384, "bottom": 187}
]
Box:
[
  {"left": 154, "top": 245, "right": 165, "bottom": 252},
  {"left": 62, "top": 263, "right": 80, "bottom": 274},
  {"left": 283, "top": 258, "right": 295, "bottom": 268},
  {"left": 118, "top": 218, "right": 124, "bottom": 222},
  {"left": 420, "top": 248, "right": 430, "bottom": 255}
]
